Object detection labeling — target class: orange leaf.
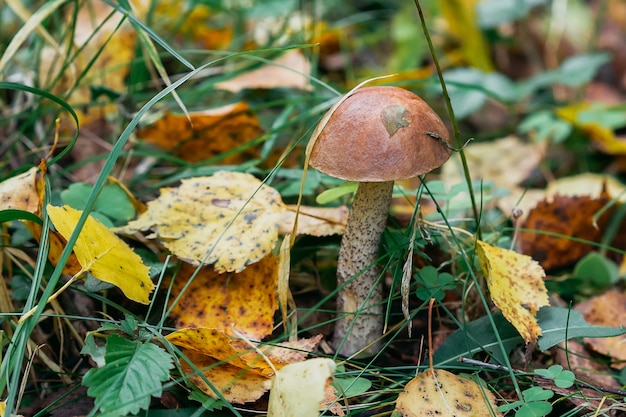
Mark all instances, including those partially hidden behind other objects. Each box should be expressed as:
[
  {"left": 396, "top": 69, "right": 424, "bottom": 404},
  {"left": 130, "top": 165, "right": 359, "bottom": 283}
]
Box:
[
  {"left": 518, "top": 190, "right": 625, "bottom": 271},
  {"left": 169, "top": 255, "right": 279, "bottom": 340},
  {"left": 136, "top": 102, "right": 263, "bottom": 163},
  {"left": 476, "top": 240, "right": 549, "bottom": 344}
]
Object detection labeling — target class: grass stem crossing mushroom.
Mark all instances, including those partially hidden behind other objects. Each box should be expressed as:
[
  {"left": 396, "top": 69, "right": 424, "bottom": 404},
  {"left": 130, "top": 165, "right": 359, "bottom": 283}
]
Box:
[{"left": 309, "top": 86, "right": 452, "bottom": 357}]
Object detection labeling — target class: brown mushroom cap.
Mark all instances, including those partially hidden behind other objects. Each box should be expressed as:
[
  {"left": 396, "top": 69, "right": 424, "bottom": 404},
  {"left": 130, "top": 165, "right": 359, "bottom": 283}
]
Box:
[{"left": 309, "top": 86, "right": 452, "bottom": 182}]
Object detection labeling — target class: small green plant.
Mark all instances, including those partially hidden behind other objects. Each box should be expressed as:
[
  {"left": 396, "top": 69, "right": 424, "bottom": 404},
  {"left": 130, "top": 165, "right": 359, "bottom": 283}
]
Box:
[
  {"left": 499, "top": 386, "right": 554, "bottom": 417},
  {"left": 534, "top": 364, "right": 576, "bottom": 389}
]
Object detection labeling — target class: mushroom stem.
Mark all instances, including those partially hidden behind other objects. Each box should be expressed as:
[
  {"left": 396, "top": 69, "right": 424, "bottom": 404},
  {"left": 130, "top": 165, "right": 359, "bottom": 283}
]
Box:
[{"left": 332, "top": 181, "right": 393, "bottom": 357}]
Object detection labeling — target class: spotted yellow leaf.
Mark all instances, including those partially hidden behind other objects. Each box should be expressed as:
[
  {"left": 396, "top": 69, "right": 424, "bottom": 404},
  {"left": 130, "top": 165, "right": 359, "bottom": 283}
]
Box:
[
  {"left": 395, "top": 369, "right": 502, "bottom": 417},
  {"left": 118, "top": 171, "right": 285, "bottom": 273},
  {"left": 476, "top": 240, "right": 549, "bottom": 344},
  {"left": 169, "top": 254, "right": 279, "bottom": 340},
  {"left": 47, "top": 205, "right": 153, "bottom": 304}
]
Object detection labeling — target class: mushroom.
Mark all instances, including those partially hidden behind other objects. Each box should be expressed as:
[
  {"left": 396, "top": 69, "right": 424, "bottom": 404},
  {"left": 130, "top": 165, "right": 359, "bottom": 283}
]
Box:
[{"left": 309, "top": 86, "right": 451, "bottom": 357}]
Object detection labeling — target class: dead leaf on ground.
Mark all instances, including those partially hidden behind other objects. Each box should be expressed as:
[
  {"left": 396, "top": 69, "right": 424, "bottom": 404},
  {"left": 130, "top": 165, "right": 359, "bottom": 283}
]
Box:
[
  {"left": 395, "top": 369, "right": 502, "bottom": 417},
  {"left": 267, "top": 358, "right": 336, "bottom": 417},
  {"left": 476, "top": 240, "right": 549, "bottom": 344},
  {"left": 47, "top": 205, "right": 154, "bottom": 304},
  {"left": 136, "top": 102, "right": 263, "bottom": 163},
  {"left": 168, "top": 255, "right": 279, "bottom": 340},
  {"left": 0, "top": 167, "right": 40, "bottom": 213},
  {"left": 442, "top": 136, "right": 545, "bottom": 189},
  {"left": 166, "top": 327, "right": 322, "bottom": 403},
  {"left": 118, "top": 172, "right": 285, "bottom": 272},
  {"left": 517, "top": 187, "right": 626, "bottom": 271},
  {"left": 278, "top": 205, "right": 348, "bottom": 236},
  {"left": 215, "top": 50, "right": 312, "bottom": 92},
  {"left": 575, "top": 290, "right": 626, "bottom": 369}
]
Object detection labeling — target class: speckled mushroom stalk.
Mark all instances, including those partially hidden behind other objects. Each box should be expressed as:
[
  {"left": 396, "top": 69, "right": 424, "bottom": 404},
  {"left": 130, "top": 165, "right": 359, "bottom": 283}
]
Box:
[
  {"left": 333, "top": 181, "right": 392, "bottom": 356},
  {"left": 309, "top": 86, "right": 451, "bottom": 358}
]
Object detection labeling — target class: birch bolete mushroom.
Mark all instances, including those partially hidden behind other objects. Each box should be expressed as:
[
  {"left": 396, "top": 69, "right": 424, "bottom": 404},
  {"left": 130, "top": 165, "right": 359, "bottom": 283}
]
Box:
[{"left": 309, "top": 86, "right": 451, "bottom": 357}]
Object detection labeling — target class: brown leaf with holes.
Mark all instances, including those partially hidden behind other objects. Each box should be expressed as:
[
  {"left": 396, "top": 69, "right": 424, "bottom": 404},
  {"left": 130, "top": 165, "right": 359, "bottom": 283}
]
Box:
[
  {"left": 517, "top": 188, "right": 626, "bottom": 271},
  {"left": 136, "top": 102, "right": 263, "bottom": 163},
  {"left": 576, "top": 290, "right": 626, "bottom": 369},
  {"left": 168, "top": 255, "right": 279, "bottom": 340}
]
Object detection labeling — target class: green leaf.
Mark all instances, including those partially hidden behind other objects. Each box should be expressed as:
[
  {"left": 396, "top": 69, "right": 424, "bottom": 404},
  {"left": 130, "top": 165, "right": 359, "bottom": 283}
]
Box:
[
  {"left": 516, "top": 401, "right": 552, "bottom": 417},
  {"left": 333, "top": 376, "right": 372, "bottom": 398},
  {"left": 433, "top": 312, "right": 523, "bottom": 366},
  {"left": 573, "top": 252, "right": 619, "bottom": 288},
  {"left": 537, "top": 307, "right": 626, "bottom": 351},
  {"left": 522, "top": 387, "right": 554, "bottom": 402},
  {"left": 83, "top": 334, "right": 174, "bottom": 415},
  {"left": 81, "top": 333, "right": 106, "bottom": 368},
  {"left": 315, "top": 182, "right": 358, "bottom": 205},
  {"left": 415, "top": 266, "right": 455, "bottom": 302}
]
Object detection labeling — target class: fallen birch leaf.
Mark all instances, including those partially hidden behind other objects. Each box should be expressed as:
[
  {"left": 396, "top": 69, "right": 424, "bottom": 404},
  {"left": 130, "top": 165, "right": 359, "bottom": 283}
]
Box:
[
  {"left": 167, "top": 327, "right": 322, "bottom": 403},
  {"left": 47, "top": 205, "right": 154, "bottom": 304},
  {"left": 395, "top": 369, "right": 502, "bottom": 417},
  {"left": 0, "top": 167, "right": 40, "bottom": 213},
  {"left": 267, "top": 358, "right": 336, "bottom": 417},
  {"left": 169, "top": 255, "right": 279, "bottom": 340},
  {"left": 576, "top": 290, "right": 626, "bottom": 369},
  {"left": 518, "top": 188, "right": 626, "bottom": 270},
  {"left": 476, "top": 240, "right": 549, "bottom": 344},
  {"left": 118, "top": 171, "right": 284, "bottom": 272},
  {"left": 215, "top": 50, "right": 312, "bottom": 92},
  {"left": 136, "top": 102, "right": 263, "bottom": 163},
  {"left": 278, "top": 205, "right": 348, "bottom": 236}
]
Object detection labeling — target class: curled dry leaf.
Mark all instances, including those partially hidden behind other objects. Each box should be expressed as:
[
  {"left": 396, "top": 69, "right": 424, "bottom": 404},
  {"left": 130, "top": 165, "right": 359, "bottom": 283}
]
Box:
[
  {"left": 168, "top": 255, "right": 279, "bottom": 340},
  {"left": 118, "top": 171, "right": 284, "bottom": 272},
  {"left": 278, "top": 204, "right": 348, "bottom": 237},
  {"left": 267, "top": 358, "right": 336, "bottom": 417},
  {"left": 518, "top": 187, "right": 626, "bottom": 271},
  {"left": 0, "top": 167, "right": 40, "bottom": 213},
  {"left": 575, "top": 290, "right": 626, "bottom": 369},
  {"left": 476, "top": 240, "right": 549, "bottom": 344},
  {"left": 47, "top": 205, "right": 154, "bottom": 304},
  {"left": 136, "top": 102, "right": 263, "bottom": 163},
  {"left": 166, "top": 327, "right": 322, "bottom": 404},
  {"left": 395, "top": 369, "right": 502, "bottom": 417}
]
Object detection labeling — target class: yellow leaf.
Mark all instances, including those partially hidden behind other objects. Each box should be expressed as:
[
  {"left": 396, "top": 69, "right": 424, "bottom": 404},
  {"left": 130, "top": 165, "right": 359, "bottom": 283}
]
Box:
[
  {"left": 267, "top": 358, "right": 336, "bottom": 417},
  {"left": 119, "top": 171, "right": 286, "bottom": 272},
  {"left": 557, "top": 103, "right": 626, "bottom": 155},
  {"left": 278, "top": 205, "right": 348, "bottom": 237},
  {"left": 47, "top": 205, "right": 154, "bottom": 304},
  {"left": 169, "top": 255, "right": 279, "bottom": 340},
  {"left": 439, "top": 0, "right": 494, "bottom": 71},
  {"left": 167, "top": 328, "right": 322, "bottom": 403},
  {"left": 476, "top": 240, "right": 549, "bottom": 344},
  {"left": 395, "top": 369, "right": 502, "bottom": 417}
]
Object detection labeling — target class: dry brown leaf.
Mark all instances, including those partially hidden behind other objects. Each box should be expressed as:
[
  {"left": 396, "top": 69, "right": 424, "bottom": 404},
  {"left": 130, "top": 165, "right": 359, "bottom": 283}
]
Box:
[
  {"left": 118, "top": 172, "right": 285, "bottom": 272},
  {"left": 168, "top": 255, "right": 279, "bottom": 340},
  {"left": 136, "top": 102, "right": 263, "bottom": 163},
  {"left": 476, "top": 240, "right": 549, "bottom": 344},
  {"left": 442, "top": 136, "right": 545, "bottom": 189},
  {"left": 517, "top": 189, "right": 626, "bottom": 271},
  {"left": 215, "top": 50, "right": 312, "bottom": 92},
  {"left": 167, "top": 328, "right": 322, "bottom": 404},
  {"left": 0, "top": 167, "right": 40, "bottom": 213},
  {"left": 278, "top": 205, "right": 348, "bottom": 236},
  {"left": 576, "top": 290, "right": 626, "bottom": 369},
  {"left": 395, "top": 369, "right": 502, "bottom": 417}
]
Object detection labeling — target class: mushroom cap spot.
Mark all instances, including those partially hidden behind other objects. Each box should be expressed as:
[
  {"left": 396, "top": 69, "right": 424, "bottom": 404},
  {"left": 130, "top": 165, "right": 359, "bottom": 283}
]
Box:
[{"left": 309, "top": 86, "right": 452, "bottom": 182}]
